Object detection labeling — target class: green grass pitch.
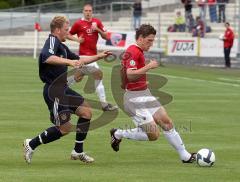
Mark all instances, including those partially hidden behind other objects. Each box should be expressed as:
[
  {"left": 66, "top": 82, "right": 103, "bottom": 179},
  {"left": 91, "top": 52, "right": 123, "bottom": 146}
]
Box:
[{"left": 0, "top": 56, "right": 240, "bottom": 182}]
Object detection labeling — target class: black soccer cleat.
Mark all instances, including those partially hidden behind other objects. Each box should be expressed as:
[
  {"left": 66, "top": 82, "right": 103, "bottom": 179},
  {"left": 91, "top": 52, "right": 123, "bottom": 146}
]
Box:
[
  {"left": 182, "top": 153, "right": 197, "bottom": 163},
  {"left": 110, "top": 128, "right": 122, "bottom": 152}
]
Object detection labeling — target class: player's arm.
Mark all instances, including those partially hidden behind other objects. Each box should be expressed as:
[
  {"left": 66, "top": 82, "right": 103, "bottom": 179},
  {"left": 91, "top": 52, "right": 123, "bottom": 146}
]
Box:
[
  {"left": 127, "top": 60, "right": 159, "bottom": 81},
  {"left": 80, "top": 51, "right": 112, "bottom": 65},
  {"left": 45, "top": 55, "right": 78, "bottom": 67},
  {"left": 97, "top": 28, "right": 108, "bottom": 40},
  {"left": 93, "top": 21, "right": 108, "bottom": 40},
  {"left": 67, "top": 33, "right": 84, "bottom": 44},
  {"left": 67, "top": 21, "right": 85, "bottom": 43}
]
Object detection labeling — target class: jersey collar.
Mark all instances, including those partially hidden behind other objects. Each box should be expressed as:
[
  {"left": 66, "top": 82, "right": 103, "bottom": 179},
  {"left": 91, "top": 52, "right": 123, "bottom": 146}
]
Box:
[
  {"left": 134, "top": 43, "right": 143, "bottom": 52},
  {"left": 81, "top": 17, "right": 92, "bottom": 22}
]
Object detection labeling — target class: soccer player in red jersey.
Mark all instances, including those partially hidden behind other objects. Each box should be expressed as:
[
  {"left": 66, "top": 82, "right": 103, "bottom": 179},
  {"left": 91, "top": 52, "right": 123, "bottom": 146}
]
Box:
[
  {"left": 67, "top": 4, "right": 118, "bottom": 111},
  {"left": 110, "top": 24, "right": 196, "bottom": 163}
]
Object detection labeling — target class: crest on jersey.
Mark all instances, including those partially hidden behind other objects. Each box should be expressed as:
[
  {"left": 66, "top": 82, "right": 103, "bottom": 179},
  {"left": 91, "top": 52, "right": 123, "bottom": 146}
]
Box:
[
  {"left": 130, "top": 60, "right": 136, "bottom": 66},
  {"left": 49, "top": 49, "right": 54, "bottom": 54}
]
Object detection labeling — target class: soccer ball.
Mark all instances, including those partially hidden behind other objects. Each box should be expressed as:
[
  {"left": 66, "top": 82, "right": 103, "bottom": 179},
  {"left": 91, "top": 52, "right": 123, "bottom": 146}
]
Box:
[
  {"left": 219, "top": 33, "right": 224, "bottom": 40},
  {"left": 196, "top": 148, "right": 215, "bottom": 167}
]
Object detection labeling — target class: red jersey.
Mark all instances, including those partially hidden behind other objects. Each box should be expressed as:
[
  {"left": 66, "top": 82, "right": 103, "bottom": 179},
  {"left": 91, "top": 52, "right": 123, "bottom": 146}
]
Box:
[
  {"left": 224, "top": 27, "right": 234, "bottom": 48},
  {"left": 208, "top": 0, "right": 216, "bottom": 5},
  {"left": 69, "top": 18, "right": 106, "bottom": 55},
  {"left": 121, "top": 44, "right": 147, "bottom": 91}
]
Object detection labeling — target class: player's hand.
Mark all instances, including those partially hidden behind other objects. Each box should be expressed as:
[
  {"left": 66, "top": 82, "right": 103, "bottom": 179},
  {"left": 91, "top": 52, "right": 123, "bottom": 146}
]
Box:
[
  {"left": 147, "top": 59, "right": 159, "bottom": 69},
  {"left": 97, "top": 50, "right": 113, "bottom": 59},
  {"left": 78, "top": 35, "right": 85, "bottom": 44},
  {"left": 71, "top": 60, "right": 84, "bottom": 68}
]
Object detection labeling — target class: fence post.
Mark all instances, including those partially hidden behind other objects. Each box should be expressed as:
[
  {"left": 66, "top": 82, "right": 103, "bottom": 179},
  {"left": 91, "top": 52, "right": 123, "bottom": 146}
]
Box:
[
  {"left": 157, "top": 6, "right": 161, "bottom": 48},
  {"left": 33, "top": 8, "right": 41, "bottom": 59},
  {"left": 237, "top": 0, "right": 240, "bottom": 58},
  {"left": 110, "top": 2, "right": 113, "bottom": 27},
  {"left": 9, "top": 9, "right": 13, "bottom": 35}
]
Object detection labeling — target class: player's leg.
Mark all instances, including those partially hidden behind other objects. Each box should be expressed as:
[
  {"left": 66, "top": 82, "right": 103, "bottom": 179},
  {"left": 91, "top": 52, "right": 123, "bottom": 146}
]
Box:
[
  {"left": 23, "top": 85, "right": 74, "bottom": 164},
  {"left": 70, "top": 101, "right": 94, "bottom": 163},
  {"left": 110, "top": 90, "right": 160, "bottom": 152},
  {"left": 66, "top": 88, "right": 94, "bottom": 163},
  {"left": 67, "top": 69, "right": 84, "bottom": 86},
  {"left": 23, "top": 114, "right": 72, "bottom": 164},
  {"left": 110, "top": 121, "right": 159, "bottom": 152},
  {"left": 153, "top": 107, "right": 195, "bottom": 162},
  {"left": 88, "top": 62, "right": 118, "bottom": 111}
]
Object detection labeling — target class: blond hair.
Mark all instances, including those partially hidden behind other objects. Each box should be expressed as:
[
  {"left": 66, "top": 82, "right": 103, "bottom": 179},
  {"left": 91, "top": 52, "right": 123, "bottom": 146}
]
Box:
[{"left": 50, "top": 15, "right": 69, "bottom": 33}]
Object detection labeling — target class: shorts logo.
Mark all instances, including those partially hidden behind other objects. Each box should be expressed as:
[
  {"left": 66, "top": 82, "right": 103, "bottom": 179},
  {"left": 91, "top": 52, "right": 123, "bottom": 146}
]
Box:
[
  {"left": 49, "top": 49, "right": 54, "bottom": 54},
  {"left": 60, "top": 113, "right": 67, "bottom": 121},
  {"left": 130, "top": 60, "right": 136, "bottom": 66}
]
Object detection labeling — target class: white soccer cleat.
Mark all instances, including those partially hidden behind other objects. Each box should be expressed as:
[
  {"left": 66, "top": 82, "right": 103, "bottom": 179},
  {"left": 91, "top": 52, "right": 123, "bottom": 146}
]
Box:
[
  {"left": 102, "top": 104, "right": 118, "bottom": 111},
  {"left": 70, "top": 150, "right": 94, "bottom": 163},
  {"left": 23, "top": 139, "right": 34, "bottom": 164}
]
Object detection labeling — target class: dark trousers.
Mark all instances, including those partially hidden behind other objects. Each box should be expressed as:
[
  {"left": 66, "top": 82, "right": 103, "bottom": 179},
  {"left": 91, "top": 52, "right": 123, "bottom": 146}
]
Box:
[
  {"left": 224, "top": 47, "right": 231, "bottom": 67},
  {"left": 218, "top": 5, "right": 225, "bottom": 23}
]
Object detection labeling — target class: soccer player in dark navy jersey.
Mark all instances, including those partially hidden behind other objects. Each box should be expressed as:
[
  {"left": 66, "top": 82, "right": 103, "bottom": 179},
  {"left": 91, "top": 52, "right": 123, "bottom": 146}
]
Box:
[{"left": 23, "top": 15, "right": 110, "bottom": 164}]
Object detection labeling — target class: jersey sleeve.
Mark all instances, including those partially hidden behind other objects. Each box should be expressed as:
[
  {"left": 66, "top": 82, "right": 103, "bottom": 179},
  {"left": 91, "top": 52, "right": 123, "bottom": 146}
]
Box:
[
  {"left": 69, "top": 21, "right": 79, "bottom": 35},
  {"left": 124, "top": 50, "right": 139, "bottom": 70},
  {"left": 40, "top": 36, "right": 60, "bottom": 63},
  {"left": 64, "top": 45, "right": 80, "bottom": 60},
  {"left": 97, "top": 19, "right": 106, "bottom": 32}
]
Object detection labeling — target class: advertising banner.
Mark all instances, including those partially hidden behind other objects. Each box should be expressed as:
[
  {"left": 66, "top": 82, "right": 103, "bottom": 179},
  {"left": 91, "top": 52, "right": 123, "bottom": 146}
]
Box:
[{"left": 167, "top": 38, "right": 198, "bottom": 56}]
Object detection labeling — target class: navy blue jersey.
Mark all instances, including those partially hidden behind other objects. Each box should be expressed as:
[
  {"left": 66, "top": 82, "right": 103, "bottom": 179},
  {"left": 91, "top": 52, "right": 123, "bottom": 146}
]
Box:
[{"left": 39, "top": 34, "right": 79, "bottom": 84}]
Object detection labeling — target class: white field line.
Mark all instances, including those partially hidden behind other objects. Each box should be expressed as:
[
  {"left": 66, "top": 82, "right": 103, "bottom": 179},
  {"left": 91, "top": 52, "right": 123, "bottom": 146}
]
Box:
[
  {"left": 101, "top": 64, "right": 240, "bottom": 87},
  {"left": 163, "top": 74, "right": 240, "bottom": 87},
  {"left": 217, "top": 77, "right": 240, "bottom": 83}
]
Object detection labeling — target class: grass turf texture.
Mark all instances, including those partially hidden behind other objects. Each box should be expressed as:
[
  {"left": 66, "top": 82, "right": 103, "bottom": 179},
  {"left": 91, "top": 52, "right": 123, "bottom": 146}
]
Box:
[{"left": 0, "top": 56, "right": 239, "bottom": 182}]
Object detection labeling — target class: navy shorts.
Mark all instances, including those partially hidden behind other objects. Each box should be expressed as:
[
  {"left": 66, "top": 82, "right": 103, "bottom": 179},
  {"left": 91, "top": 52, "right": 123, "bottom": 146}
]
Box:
[{"left": 43, "top": 84, "right": 84, "bottom": 125}]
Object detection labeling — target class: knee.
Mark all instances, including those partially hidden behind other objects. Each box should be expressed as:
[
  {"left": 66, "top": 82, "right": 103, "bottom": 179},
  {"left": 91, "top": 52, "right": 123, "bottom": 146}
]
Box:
[
  {"left": 148, "top": 131, "right": 160, "bottom": 141},
  {"left": 79, "top": 107, "right": 92, "bottom": 119},
  {"left": 59, "top": 122, "right": 73, "bottom": 135},
  {"left": 156, "top": 116, "right": 174, "bottom": 131},
  {"left": 75, "top": 103, "right": 92, "bottom": 119},
  {"left": 93, "top": 70, "right": 103, "bottom": 80}
]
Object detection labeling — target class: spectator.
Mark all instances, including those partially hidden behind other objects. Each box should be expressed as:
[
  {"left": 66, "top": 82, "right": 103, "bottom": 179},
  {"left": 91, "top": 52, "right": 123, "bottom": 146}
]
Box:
[
  {"left": 192, "top": 16, "right": 205, "bottom": 37},
  {"left": 217, "top": 0, "right": 228, "bottom": 23},
  {"left": 188, "top": 13, "right": 196, "bottom": 32},
  {"left": 174, "top": 11, "right": 186, "bottom": 32},
  {"left": 133, "top": 0, "right": 142, "bottom": 30},
  {"left": 196, "top": 0, "right": 207, "bottom": 20},
  {"left": 181, "top": 0, "right": 193, "bottom": 31},
  {"left": 208, "top": 0, "right": 217, "bottom": 22},
  {"left": 221, "top": 22, "right": 234, "bottom": 68}
]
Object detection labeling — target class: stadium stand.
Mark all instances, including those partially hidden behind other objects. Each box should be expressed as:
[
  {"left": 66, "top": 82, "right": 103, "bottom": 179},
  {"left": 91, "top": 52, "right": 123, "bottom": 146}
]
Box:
[{"left": 0, "top": 0, "right": 238, "bottom": 57}]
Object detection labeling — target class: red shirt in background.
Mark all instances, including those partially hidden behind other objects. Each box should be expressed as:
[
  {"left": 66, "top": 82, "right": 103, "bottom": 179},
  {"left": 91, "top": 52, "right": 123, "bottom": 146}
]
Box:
[
  {"left": 121, "top": 44, "right": 147, "bottom": 91},
  {"left": 224, "top": 27, "right": 234, "bottom": 48},
  {"left": 208, "top": 0, "right": 216, "bottom": 5},
  {"left": 69, "top": 18, "right": 106, "bottom": 55}
]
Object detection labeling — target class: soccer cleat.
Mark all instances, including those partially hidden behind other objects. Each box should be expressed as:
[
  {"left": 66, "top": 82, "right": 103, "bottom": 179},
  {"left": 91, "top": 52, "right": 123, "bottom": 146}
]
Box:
[
  {"left": 23, "top": 139, "right": 34, "bottom": 164},
  {"left": 110, "top": 128, "right": 122, "bottom": 152},
  {"left": 70, "top": 150, "right": 94, "bottom": 163},
  {"left": 102, "top": 104, "right": 118, "bottom": 111},
  {"left": 182, "top": 153, "right": 197, "bottom": 163}
]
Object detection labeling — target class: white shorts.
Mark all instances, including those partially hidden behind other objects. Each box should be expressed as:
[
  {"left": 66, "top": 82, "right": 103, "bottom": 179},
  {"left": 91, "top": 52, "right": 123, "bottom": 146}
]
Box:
[
  {"left": 79, "top": 56, "right": 100, "bottom": 75},
  {"left": 124, "top": 88, "right": 161, "bottom": 126}
]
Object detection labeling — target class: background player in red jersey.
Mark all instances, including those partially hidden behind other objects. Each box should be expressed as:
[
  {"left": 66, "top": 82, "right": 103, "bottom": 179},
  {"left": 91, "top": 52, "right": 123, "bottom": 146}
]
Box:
[
  {"left": 67, "top": 4, "right": 118, "bottom": 111},
  {"left": 110, "top": 24, "right": 196, "bottom": 163}
]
